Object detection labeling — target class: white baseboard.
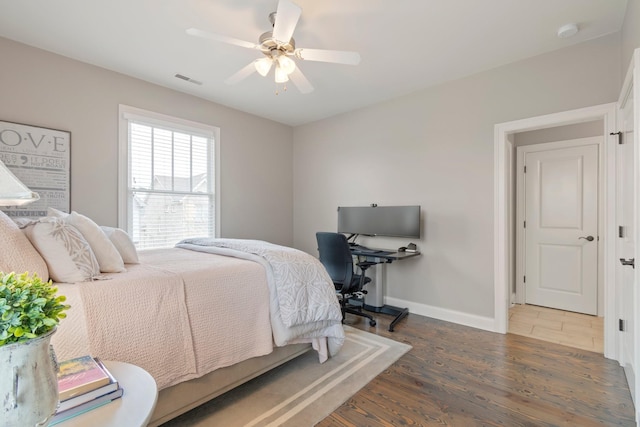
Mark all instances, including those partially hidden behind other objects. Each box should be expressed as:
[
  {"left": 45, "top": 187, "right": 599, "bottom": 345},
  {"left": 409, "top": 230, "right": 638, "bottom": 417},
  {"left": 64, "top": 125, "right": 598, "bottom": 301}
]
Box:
[{"left": 384, "top": 296, "right": 497, "bottom": 333}]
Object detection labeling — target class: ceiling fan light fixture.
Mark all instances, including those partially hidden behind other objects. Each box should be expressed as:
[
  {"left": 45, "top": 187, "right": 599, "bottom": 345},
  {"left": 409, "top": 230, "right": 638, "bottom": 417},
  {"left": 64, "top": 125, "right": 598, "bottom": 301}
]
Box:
[
  {"left": 274, "top": 64, "right": 289, "bottom": 83},
  {"left": 277, "top": 55, "right": 296, "bottom": 75},
  {"left": 254, "top": 57, "right": 273, "bottom": 76}
]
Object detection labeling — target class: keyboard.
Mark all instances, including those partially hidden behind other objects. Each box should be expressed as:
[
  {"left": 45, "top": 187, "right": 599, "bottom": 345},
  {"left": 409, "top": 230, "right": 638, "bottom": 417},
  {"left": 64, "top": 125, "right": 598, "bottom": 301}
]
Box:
[{"left": 351, "top": 246, "right": 393, "bottom": 256}]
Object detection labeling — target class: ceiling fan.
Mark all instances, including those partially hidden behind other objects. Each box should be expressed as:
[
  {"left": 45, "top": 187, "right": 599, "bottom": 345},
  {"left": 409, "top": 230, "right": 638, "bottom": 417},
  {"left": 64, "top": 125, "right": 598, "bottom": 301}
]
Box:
[{"left": 186, "top": 0, "right": 361, "bottom": 94}]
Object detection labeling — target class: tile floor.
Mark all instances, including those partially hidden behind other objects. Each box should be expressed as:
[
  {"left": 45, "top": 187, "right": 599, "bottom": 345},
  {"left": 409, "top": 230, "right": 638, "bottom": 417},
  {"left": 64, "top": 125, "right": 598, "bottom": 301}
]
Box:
[{"left": 508, "top": 304, "right": 604, "bottom": 353}]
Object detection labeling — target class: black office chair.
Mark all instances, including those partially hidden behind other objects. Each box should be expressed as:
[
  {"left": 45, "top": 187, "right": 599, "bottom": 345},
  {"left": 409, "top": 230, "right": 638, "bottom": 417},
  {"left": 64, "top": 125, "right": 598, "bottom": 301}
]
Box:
[{"left": 316, "top": 232, "right": 377, "bottom": 326}]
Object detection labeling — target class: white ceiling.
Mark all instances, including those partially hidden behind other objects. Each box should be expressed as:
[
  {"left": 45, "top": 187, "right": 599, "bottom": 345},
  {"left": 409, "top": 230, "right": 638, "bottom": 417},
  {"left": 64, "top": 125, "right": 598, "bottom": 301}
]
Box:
[{"left": 0, "top": 0, "right": 629, "bottom": 126}]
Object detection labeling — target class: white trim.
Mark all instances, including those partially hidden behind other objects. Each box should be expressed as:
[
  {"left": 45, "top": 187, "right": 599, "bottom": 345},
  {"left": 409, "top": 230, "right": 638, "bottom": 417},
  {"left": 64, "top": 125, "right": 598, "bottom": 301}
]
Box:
[
  {"left": 214, "top": 128, "right": 221, "bottom": 238},
  {"left": 494, "top": 103, "right": 618, "bottom": 360},
  {"left": 385, "top": 296, "right": 496, "bottom": 332},
  {"left": 121, "top": 108, "right": 215, "bottom": 139},
  {"left": 117, "top": 104, "right": 221, "bottom": 239},
  {"left": 633, "top": 49, "right": 640, "bottom": 423},
  {"left": 118, "top": 105, "right": 129, "bottom": 229},
  {"left": 617, "top": 49, "right": 640, "bottom": 419}
]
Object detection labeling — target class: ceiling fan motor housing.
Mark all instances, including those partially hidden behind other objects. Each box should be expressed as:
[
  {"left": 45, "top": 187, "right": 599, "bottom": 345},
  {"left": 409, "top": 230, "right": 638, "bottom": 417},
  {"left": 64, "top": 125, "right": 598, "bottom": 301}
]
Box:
[{"left": 259, "top": 31, "right": 295, "bottom": 57}]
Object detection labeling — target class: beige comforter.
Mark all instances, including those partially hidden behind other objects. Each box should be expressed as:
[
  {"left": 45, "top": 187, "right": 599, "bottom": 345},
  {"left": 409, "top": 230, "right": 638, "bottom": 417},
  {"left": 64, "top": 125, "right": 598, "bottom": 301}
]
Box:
[
  {"left": 176, "top": 238, "right": 345, "bottom": 355},
  {"left": 52, "top": 248, "right": 274, "bottom": 390}
]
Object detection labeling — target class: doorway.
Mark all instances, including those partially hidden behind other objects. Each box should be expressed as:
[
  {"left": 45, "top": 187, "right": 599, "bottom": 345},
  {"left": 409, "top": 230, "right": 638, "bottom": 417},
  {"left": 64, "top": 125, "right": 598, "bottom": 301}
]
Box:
[
  {"left": 515, "top": 136, "right": 602, "bottom": 315},
  {"left": 493, "top": 103, "right": 618, "bottom": 359}
]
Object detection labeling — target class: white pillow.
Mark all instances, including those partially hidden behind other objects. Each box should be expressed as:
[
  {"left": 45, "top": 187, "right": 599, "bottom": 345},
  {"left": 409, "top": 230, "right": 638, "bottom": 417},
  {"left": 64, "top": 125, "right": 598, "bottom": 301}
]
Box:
[
  {"left": 25, "top": 217, "right": 99, "bottom": 283},
  {"left": 100, "top": 226, "right": 139, "bottom": 264},
  {"left": 47, "top": 207, "right": 68, "bottom": 218},
  {"left": 65, "top": 212, "right": 125, "bottom": 273}
]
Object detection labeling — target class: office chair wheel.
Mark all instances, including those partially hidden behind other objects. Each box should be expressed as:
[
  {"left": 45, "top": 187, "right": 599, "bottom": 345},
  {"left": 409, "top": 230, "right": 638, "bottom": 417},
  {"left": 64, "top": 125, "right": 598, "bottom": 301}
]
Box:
[{"left": 369, "top": 319, "right": 376, "bottom": 326}]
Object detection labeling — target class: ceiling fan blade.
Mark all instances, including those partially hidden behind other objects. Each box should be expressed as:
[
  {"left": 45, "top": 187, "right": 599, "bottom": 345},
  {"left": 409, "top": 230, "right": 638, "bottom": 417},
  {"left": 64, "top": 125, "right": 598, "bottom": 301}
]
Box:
[
  {"left": 294, "top": 48, "right": 361, "bottom": 65},
  {"left": 186, "top": 28, "right": 258, "bottom": 50},
  {"left": 225, "top": 62, "right": 257, "bottom": 85},
  {"left": 272, "top": 0, "right": 302, "bottom": 44},
  {"left": 289, "top": 67, "right": 314, "bottom": 94}
]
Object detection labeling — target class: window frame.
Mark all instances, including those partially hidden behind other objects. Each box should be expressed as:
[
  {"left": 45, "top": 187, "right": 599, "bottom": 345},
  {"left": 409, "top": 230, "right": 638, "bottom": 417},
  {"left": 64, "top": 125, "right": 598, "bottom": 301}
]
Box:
[{"left": 117, "top": 104, "right": 220, "bottom": 247}]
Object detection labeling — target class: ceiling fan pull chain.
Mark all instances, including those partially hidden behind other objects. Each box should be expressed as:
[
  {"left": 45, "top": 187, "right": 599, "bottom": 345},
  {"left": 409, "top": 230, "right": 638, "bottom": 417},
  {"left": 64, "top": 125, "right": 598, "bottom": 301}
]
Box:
[{"left": 275, "top": 83, "right": 288, "bottom": 95}]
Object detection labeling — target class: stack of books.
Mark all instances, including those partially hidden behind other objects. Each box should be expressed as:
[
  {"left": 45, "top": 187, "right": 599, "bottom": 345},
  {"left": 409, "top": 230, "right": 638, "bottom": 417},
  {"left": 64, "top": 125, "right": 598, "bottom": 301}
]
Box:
[{"left": 50, "top": 355, "right": 123, "bottom": 425}]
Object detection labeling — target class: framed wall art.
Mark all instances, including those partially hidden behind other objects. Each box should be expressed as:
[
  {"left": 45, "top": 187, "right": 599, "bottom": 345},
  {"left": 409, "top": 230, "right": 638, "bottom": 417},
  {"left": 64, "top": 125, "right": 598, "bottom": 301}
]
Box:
[{"left": 0, "top": 120, "right": 71, "bottom": 218}]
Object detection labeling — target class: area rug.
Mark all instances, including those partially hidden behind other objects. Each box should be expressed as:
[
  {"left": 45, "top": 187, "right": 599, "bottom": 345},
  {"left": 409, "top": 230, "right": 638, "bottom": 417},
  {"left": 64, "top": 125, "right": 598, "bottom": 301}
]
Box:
[{"left": 162, "top": 326, "right": 412, "bottom": 427}]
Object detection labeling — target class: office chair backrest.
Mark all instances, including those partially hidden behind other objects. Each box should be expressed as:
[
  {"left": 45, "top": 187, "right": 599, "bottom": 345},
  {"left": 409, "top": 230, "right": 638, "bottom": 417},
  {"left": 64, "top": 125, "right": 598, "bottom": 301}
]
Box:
[{"left": 316, "top": 232, "right": 354, "bottom": 288}]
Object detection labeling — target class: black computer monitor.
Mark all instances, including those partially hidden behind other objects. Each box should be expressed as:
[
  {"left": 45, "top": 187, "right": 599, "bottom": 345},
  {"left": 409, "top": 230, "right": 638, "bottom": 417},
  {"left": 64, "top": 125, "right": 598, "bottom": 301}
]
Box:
[{"left": 337, "top": 205, "right": 420, "bottom": 239}]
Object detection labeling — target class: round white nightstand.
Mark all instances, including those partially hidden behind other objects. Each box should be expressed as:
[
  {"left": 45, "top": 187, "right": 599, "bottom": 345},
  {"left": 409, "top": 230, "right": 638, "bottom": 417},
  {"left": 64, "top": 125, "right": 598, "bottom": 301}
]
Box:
[{"left": 55, "top": 361, "right": 158, "bottom": 427}]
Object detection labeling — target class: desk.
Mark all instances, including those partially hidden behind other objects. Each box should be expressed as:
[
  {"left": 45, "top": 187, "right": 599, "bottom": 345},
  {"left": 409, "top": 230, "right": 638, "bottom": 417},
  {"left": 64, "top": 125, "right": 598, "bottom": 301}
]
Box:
[{"left": 350, "top": 247, "right": 420, "bottom": 332}]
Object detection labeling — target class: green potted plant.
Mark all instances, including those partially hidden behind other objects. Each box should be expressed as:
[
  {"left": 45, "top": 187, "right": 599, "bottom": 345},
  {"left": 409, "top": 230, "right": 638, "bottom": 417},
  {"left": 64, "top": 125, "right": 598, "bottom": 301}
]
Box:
[
  {"left": 0, "top": 271, "right": 70, "bottom": 426},
  {"left": 0, "top": 271, "right": 69, "bottom": 344}
]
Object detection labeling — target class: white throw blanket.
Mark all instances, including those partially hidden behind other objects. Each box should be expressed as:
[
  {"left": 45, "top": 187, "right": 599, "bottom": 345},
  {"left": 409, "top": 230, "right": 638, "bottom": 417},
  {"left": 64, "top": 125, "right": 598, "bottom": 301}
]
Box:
[{"left": 176, "top": 238, "right": 345, "bottom": 359}]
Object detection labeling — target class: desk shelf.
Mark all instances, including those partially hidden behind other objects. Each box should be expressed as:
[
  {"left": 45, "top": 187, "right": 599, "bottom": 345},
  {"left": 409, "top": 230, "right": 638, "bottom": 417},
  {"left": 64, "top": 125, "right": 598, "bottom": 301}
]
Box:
[{"left": 350, "top": 247, "right": 420, "bottom": 332}]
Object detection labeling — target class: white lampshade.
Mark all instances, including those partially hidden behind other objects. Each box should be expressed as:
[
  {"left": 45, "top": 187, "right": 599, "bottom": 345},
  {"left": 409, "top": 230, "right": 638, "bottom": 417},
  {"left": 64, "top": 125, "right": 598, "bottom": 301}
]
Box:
[
  {"left": 0, "top": 160, "right": 40, "bottom": 206},
  {"left": 277, "top": 55, "right": 296, "bottom": 75},
  {"left": 254, "top": 57, "right": 273, "bottom": 77},
  {"left": 274, "top": 64, "right": 289, "bottom": 83}
]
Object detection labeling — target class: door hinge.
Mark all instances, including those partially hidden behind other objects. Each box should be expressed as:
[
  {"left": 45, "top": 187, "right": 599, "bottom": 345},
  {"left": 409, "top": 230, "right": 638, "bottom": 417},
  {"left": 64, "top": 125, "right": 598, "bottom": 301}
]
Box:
[
  {"left": 523, "top": 221, "right": 526, "bottom": 228},
  {"left": 619, "top": 226, "right": 625, "bottom": 238},
  {"left": 610, "top": 131, "right": 623, "bottom": 144},
  {"left": 523, "top": 276, "right": 526, "bottom": 283},
  {"left": 619, "top": 318, "right": 626, "bottom": 332},
  {"left": 524, "top": 165, "right": 527, "bottom": 173}
]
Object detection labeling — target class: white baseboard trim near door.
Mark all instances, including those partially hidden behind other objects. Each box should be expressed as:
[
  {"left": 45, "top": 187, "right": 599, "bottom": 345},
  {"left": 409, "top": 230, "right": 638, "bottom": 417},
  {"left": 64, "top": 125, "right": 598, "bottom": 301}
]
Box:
[{"left": 384, "top": 296, "right": 496, "bottom": 333}]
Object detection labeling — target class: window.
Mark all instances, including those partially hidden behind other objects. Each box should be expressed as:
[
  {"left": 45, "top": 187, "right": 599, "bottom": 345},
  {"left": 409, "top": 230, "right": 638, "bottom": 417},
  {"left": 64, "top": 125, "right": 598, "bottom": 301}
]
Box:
[{"left": 118, "top": 105, "right": 218, "bottom": 249}]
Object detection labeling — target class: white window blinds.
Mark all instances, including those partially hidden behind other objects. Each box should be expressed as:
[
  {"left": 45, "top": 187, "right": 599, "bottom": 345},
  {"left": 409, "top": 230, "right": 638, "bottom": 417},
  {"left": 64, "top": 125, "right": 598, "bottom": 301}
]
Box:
[{"left": 121, "top": 108, "right": 216, "bottom": 249}]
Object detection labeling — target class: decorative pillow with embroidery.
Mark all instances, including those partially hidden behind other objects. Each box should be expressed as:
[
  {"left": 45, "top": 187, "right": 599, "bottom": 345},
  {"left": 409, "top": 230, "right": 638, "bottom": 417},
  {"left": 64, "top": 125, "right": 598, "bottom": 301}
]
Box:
[
  {"left": 0, "top": 210, "right": 49, "bottom": 280},
  {"left": 100, "top": 226, "right": 139, "bottom": 264},
  {"left": 25, "top": 217, "right": 100, "bottom": 283},
  {"left": 64, "top": 212, "right": 126, "bottom": 273}
]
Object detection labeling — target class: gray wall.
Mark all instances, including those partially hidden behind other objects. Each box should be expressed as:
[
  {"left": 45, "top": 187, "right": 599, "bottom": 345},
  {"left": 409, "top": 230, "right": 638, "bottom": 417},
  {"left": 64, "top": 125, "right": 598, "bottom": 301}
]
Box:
[
  {"left": 292, "top": 34, "right": 621, "bottom": 320},
  {"left": 0, "top": 37, "right": 294, "bottom": 246}
]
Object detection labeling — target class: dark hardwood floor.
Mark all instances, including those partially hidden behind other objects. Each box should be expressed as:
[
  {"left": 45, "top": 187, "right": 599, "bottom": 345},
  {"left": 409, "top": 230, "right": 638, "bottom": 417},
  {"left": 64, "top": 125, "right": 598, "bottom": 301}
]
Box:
[{"left": 318, "top": 312, "right": 635, "bottom": 427}]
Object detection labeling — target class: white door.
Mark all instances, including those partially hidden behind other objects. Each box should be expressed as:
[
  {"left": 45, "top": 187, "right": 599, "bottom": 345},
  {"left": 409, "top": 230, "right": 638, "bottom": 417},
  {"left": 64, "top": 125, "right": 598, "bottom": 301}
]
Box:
[
  {"left": 617, "top": 76, "right": 636, "bottom": 403},
  {"left": 522, "top": 139, "right": 599, "bottom": 314}
]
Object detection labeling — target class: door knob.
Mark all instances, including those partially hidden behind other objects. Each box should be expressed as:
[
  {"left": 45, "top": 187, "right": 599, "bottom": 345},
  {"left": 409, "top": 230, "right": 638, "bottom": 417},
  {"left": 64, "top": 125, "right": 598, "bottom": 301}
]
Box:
[
  {"left": 620, "top": 258, "right": 635, "bottom": 268},
  {"left": 579, "top": 236, "right": 595, "bottom": 242}
]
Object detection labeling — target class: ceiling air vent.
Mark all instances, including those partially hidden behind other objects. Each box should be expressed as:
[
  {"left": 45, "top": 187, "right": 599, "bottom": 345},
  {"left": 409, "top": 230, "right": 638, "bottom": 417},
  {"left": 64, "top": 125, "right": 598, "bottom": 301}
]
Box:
[{"left": 174, "top": 74, "right": 203, "bottom": 85}]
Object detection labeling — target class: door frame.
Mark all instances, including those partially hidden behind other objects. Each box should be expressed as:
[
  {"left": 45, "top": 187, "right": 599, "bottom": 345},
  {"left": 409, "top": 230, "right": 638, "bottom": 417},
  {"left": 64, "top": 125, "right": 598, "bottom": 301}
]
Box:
[
  {"left": 617, "top": 49, "right": 640, "bottom": 414},
  {"left": 515, "top": 137, "right": 604, "bottom": 314},
  {"left": 494, "top": 103, "right": 618, "bottom": 359}
]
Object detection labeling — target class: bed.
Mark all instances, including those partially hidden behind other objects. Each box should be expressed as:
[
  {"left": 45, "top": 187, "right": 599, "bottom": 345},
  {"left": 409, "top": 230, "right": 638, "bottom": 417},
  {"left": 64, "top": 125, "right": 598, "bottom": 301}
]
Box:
[{"left": 0, "top": 211, "right": 344, "bottom": 425}]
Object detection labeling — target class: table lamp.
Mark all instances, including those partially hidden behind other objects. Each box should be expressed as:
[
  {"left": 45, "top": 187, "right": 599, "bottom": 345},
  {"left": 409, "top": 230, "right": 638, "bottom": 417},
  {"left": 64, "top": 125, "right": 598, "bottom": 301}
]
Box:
[{"left": 0, "top": 159, "right": 39, "bottom": 206}]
